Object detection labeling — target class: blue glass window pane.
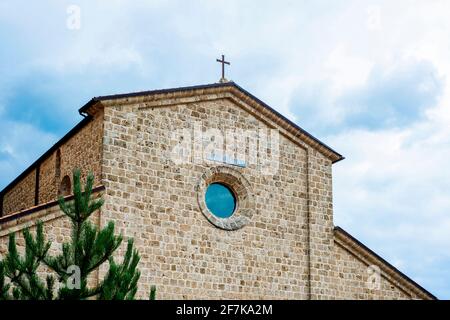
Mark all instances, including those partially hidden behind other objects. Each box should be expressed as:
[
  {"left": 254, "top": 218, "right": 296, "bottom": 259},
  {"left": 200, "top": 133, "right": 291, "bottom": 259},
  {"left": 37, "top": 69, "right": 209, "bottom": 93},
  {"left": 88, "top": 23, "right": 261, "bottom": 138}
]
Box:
[{"left": 205, "top": 183, "right": 236, "bottom": 218}]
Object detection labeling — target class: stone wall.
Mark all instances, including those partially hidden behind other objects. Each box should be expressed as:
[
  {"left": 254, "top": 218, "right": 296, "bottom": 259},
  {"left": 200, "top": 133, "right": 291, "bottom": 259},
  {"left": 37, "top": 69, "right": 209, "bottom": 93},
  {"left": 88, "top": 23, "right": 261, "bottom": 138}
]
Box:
[
  {"left": 0, "top": 86, "right": 434, "bottom": 299},
  {"left": 1, "top": 110, "right": 104, "bottom": 216},
  {"left": 331, "top": 228, "right": 434, "bottom": 299},
  {"left": 0, "top": 190, "right": 103, "bottom": 295},
  {"left": 2, "top": 170, "right": 36, "bottom": 215},
  {"left": 100, "top": 97, "right": 313, "bottom": 299},
  {"left": 332, "top": 241, "right": 411, "bottom": 299},
  {"left": 0, "top": 202, "right": 74, "bottom": 256},
  {"left": 38, "top": 110, "right": 104, "bottom": 204},
  {"left": 97, "top": 90, "right": 432, "bottom": 300},
  {"left": 307, "top": 150, "right": 335, "bottom": 299}
]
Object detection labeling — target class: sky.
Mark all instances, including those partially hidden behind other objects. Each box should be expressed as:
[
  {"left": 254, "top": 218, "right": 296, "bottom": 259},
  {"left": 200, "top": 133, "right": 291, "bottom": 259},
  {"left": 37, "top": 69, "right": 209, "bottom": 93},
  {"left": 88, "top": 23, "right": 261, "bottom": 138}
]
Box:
[{"left": 0, "top": 0, "right": 449, "bottom": 298}]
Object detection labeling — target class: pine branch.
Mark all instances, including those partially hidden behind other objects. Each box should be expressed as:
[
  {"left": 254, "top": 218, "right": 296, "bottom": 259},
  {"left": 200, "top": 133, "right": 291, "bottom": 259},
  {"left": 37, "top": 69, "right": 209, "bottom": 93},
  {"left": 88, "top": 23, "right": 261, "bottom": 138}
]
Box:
[
  {"left": 149, "top": 285, "right": 157, "bottom": 300},
  {"left": 45, "top": 275, "right": 55, "bottom": 300},
  {"left": 0, "top": 262, "right": 12, "bottom": 300},
  {"left": 98, "top": 239, "right": 141, "bottom": 300},
  {"left": 0, "top": 168, "right": 146, "bottom": 300},
  {"left": 85, "top": 222, "right": 122, "bottom": 275},
  {"left": 2, "top": 223, "right": 55, "bottom": 300}
]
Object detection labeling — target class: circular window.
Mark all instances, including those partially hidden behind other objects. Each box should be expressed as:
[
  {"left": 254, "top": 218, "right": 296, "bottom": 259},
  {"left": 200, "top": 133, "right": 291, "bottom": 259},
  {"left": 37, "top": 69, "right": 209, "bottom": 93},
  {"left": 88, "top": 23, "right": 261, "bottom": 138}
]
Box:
[
  {"left": 205, "top": 183, "right": 236, "bottom": 218},
  {"left": 197, "top": 166, "right": 255, "bottom": 230}
]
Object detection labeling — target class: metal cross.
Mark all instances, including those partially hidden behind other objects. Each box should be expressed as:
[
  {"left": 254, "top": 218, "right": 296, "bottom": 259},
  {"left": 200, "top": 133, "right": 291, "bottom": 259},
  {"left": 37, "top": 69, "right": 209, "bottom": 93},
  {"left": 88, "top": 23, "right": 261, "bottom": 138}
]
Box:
[{"left": 216, "top": 54, "right": 230, "bottom": 82}]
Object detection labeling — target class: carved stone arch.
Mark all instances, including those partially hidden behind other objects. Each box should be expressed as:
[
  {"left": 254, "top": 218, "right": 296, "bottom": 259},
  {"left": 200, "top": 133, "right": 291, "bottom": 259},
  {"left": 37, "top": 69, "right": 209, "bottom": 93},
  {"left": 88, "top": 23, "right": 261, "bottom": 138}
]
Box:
[
  {"left": 59, "top": 175, "right": 71, "bottom": 197},
  {"left": 196, "top": 166, "right": 254, "bottom": 231}
]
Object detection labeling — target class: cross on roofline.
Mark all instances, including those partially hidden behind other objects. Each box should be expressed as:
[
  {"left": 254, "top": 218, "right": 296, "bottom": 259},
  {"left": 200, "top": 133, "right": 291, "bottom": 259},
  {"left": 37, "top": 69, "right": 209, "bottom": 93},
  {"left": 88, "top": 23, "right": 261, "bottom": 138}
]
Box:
[{"left": 216, "top": 54, "right": 230, "bottom": 83}]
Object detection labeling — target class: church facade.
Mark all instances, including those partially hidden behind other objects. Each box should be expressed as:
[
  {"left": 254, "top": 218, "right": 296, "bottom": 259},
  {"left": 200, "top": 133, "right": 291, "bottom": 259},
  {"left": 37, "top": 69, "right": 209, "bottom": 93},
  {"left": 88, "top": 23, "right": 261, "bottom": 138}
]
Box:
[{"left": 0, "top": 82, "right": 436, "bottom": 299}]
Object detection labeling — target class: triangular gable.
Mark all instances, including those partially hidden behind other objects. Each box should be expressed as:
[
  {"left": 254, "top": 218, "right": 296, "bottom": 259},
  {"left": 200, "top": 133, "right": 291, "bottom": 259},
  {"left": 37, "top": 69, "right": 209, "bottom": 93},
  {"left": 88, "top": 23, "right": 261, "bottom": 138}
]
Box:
[{"left": 79, "top": 82, "right": 344, "bottom": 164}]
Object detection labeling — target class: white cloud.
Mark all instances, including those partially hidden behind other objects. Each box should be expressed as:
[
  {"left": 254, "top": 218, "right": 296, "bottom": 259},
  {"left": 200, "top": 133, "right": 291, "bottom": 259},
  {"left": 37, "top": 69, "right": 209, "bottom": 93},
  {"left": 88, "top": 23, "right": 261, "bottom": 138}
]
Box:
[
  {"left": 0, "top": 119, "right": 57, "bottom": 189},
  {"left": 329, "top": 109, "right": 450, "bottom": 297}
]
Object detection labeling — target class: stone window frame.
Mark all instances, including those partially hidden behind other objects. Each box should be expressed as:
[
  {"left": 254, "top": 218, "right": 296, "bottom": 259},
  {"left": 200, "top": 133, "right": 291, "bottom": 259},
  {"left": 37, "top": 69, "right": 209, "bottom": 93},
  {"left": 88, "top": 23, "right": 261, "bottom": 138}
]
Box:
[
  {"left": 196, "top": 166, "right": 254, "bottom": 230},
  {"left": 59, "top": 175, "right": 71, "bottom": 197}
]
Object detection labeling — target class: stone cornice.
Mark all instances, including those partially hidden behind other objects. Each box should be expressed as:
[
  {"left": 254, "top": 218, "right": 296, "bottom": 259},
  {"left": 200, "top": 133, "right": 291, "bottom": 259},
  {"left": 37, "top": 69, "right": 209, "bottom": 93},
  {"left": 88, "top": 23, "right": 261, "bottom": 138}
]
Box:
[
  {"left": 0, "top": 185, "right": 105, "bottom": 234},
  {"left": 334, "top": 227, "right": 436, "bottom": 300},
  {"left": 82, "top": 82, "right": 344, "bottom": 164}
]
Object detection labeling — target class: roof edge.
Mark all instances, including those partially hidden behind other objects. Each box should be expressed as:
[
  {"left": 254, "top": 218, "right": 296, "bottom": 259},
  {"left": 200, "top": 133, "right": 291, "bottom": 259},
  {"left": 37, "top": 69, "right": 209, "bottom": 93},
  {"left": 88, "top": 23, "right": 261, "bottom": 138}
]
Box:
[
  {"left": 78, "top": 82, "right": 236, "bottom": 115},
  {"left": 0, "top": 116, "right": 93, "bottom": 197},
  {"left": 231, "top": 82, "right": 344, "bottom": 163},
  {"left": 334, "top": 226, "right": 437, "bottom": 300},
  {"left": 79, "top": 81, "right": 344, "bottom": 163}
]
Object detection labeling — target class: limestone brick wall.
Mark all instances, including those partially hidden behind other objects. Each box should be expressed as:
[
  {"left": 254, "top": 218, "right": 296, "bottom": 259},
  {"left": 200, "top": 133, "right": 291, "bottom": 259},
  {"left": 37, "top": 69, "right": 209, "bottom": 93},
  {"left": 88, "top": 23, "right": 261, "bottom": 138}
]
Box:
[
  {"left": 101, "top": 97, "right": 313, "bottom": 299},
  {"left": 1, "top": 110, "right": 104, "bottom": 216},
  {"left": 0, "top": 203, "right": 75, "bottom": 256},
  {"left": 0, "top": 87, "right": 433, "bottom": 300},
  {"left": 38, "top": 154, "right": 57, "bottom": 204},
  {"left": 38, "top": 110, "right": 104, "bottom": 204},
  {"left": 307, "top": 150, "right": 335, "bottom": 299},
  {"left": 2, "top": 170, "right": 36, "bottom": 215},
  {"left": 332, "top": 241, "right": 412, "bottom": 299},
  {"left": 0, "top": 191, "right": 103, "bottom": 295}
]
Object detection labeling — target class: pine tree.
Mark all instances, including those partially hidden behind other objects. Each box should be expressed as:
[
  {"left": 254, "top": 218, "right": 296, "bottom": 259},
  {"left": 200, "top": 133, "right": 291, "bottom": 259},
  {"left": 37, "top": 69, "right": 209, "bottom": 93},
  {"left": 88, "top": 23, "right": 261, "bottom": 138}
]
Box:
[
  {"left": 149, "top": 285, "right": 157, "bottom": 300},
  {"left": 0, "top": 169, "right": 144, "bottom": 300}
]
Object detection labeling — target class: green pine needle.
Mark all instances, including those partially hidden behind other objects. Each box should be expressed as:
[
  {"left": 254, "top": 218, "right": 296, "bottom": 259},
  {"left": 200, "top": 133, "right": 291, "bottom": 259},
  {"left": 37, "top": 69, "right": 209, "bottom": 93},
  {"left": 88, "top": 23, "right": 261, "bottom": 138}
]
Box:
[{"left": 0, "top": 168, "right": 149, "bottom": 300}]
